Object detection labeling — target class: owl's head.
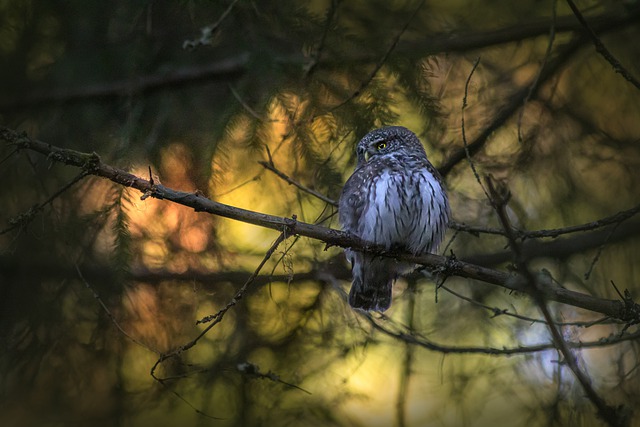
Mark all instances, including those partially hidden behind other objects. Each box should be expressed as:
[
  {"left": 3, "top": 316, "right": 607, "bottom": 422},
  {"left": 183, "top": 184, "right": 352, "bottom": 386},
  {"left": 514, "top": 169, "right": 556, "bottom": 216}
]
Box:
[{"left": 356, "top": 126, "right": 427, "bottom": 164}]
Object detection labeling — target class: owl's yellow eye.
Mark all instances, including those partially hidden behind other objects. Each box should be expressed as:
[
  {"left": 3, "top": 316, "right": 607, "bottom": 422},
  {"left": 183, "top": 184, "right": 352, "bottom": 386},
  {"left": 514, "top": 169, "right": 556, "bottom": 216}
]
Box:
[{"left": 376, "top": 142, "right": 387, "bottom": 150}]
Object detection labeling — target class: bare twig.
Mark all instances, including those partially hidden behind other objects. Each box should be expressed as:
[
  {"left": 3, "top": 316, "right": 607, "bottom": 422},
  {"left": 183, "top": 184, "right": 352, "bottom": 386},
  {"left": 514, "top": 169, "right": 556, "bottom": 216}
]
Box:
[
  {"left": 463, "top": 219, "right": 640, "bottom": 267},
  {"left": 396, "top": 280, "right": 417, "bottom": 427},
  {"left": 237, "top": 361, "right": 312, "bottom": 395},
  {"left": 228, "top": 84, "right": 285, "bottom": 123},
  {"left": 486, "top": 176, "right": 629, "bottom": 427},
  {"left": 1, "top": 170, "right": 88, "bottom": 235},
  {"left": 396, "top": 7, "right": 639, "bottom": 56},
  {"left": 260, "top": 147, "right": 640, "bottom": 242},
  {"left": 79, "top": 263, "right": 223, "bottom": 427},
  {"left": 440, "top": 284, "right": 613, "bottom": 328},
  {"left": 150, "top": 232, "right": 286, "bottom": 380},
  {"left": 517, "top": 203, "right": 640, "bottom": 239},
  {"left": 450, "top": 202, "right": 640, "bottom": 240},
  {"left": 304, "top": 0, "right": 342, "bottom": 77},
  {"left": 583, "top": 220, "right": 622, "bottom": 280},
  {"left": 212, "top": 173, "right": 262, "bottom": 198},
  {"left": 0, "top": 147, "right": 19, "bottom": 166},
  {"left": 258, "top": 157, "right": 338, "bottom": 206},
  {"left": 330, "top": 0, "right": 426, "bottom": 111},
  {"left": 448, "top": 221, "right": 507, "bottom": 236},
  {"left": 565, "top": 0, "right": 640, "bottom": 90},
  {"left": 0, "top": 54, "right": 249, "bottom": 110},
  {"left": 183, "top": 0, "right": 241, "bottom": 50},
  {"left": 228, "top": 84, "right": 268, "bottom": 121},
  {"left": 2, "top": 7, "right": 637, "bottom": 113},
  {"left": 439, "top": 36, "right": 584, "bottom": 176},
  {"left": 76, "top": 264, "right": 160, "bottom": 353},
  {"left": 461, "top": 57, "right": 492, "bottom": 202},
  {"left": 518, "top": 0, "right": 558, "bottom": 142},
  {"left": 365, "top": 313, "right": 640, "bottom": 356}
]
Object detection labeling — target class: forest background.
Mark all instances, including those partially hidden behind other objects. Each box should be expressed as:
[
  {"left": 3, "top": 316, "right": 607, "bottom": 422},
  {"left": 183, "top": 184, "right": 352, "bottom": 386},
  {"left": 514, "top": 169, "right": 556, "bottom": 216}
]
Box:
[{"left": 1, "top": 1, "right": 640, "bottom": 426}]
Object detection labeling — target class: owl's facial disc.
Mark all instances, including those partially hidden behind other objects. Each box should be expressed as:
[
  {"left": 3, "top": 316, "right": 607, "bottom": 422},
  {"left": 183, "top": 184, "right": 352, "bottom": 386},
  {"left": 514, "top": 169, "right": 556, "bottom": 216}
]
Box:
[{"left": 363, "top": 138, "right": 389, "bottom": 161}]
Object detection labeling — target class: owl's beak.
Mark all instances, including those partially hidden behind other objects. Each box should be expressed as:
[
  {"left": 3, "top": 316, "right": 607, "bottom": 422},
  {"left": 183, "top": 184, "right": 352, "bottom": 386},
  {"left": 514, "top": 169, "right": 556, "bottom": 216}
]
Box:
[{"left": 364, "top": 151, "right": 372, "bottom": 162}]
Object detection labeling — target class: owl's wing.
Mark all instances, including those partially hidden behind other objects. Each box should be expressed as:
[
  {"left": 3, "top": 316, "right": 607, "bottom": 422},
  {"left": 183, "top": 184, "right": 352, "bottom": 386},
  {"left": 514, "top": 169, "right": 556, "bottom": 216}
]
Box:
[{"left": 338, "top": 167, "right": 367, "bottom": 234}]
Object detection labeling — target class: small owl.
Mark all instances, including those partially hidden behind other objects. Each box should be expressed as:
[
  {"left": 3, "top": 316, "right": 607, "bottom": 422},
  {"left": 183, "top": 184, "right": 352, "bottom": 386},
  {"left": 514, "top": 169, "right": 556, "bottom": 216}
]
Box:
[{"left": 339, "top": 126, "right": 450, "bottom": 311}]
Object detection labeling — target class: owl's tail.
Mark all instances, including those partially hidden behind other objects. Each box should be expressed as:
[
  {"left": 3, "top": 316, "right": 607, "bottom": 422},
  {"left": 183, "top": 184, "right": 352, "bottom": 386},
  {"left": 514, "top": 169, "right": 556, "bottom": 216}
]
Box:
[{"left": 348, "top": 253, "right": 395, "bottom": 312}]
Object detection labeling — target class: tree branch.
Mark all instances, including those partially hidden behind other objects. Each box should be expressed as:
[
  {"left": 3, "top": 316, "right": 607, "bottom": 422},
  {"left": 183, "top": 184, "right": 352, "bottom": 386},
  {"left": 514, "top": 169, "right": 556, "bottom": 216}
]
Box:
[
  {"left": 463, "top": 219, "right": 640, "bottom": 266},
  {"left": 565, "top": 0, "right": 640, "bottom": 90},
  {"left": 3, "top": 8, "right": 637, "bottom": 112},
  {"left": 369, "top": 315, "right": 640, "bottom": 356},
  {"left": 398, "top": 7, "right": 640, "bottom": 56},
  {"left": 438, "top": 6, "right": 640, "bottom": 176},
  {"left": 0, "top": 54, "right": 249, "bottom": 111},
  {"left": 485, "top": 177, "right": 629, "bottom": 427},
  {"left": 3, "top": 126, "right": 639, "bottom": 324},
  {"left": 258, "top": 158, "right": 338, "bottom": 206},
  {"left": 150, "top": 232, "right": 286, "bottom": 381},
  {"left": 0, "top": 170, "right": 88, "bottom": 235},
  {"left": 439, "top": 36, "right": 584, "bottom": 176},
  {"left": 258, "top": 145, "right": 640, "bottom": 242}
]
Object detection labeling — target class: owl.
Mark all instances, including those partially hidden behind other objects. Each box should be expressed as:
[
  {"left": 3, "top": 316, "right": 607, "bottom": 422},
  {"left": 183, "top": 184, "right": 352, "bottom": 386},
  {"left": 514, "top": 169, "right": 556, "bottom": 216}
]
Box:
[{"left": 339, "top": 126, "right": 450, "bottom": 311}]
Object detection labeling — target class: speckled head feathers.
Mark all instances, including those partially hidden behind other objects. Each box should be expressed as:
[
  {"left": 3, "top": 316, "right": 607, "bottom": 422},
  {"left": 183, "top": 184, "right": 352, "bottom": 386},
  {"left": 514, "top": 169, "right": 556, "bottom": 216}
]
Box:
[{"left": 356, "top": 126, "right": 427, "bottom": 165}]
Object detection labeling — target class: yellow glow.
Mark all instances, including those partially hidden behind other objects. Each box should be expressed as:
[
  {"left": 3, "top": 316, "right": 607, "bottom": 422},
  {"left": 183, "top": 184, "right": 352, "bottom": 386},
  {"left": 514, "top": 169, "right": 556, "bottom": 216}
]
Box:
[
  {"left": 121, "top": 284, "right": 170, "bottom": 350},
  {"left": 179, "top": 224, "right": 209, "bottom": 253}
]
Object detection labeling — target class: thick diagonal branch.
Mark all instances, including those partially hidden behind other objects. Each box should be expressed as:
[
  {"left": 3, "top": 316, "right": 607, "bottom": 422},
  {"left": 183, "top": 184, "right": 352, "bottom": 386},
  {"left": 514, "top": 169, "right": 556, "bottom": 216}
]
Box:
[{"left": 2, "top": 127, "right": 638, "bottom": 323}]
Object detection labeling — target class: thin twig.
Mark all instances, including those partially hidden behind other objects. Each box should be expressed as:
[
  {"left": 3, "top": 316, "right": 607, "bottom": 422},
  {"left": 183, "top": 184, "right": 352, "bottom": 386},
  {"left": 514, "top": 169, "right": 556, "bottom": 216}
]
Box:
[
  {"left": 228, "top": 84, "right": 284, "bottom": 123},
  {"left": 81, "top": 304, "right": 234, "bottom": 421},
  {"left": 518, "top": 0, "right": 558, "bottom": 143},
  {"left": 150, "top": 232, "right": 287, "bottom": 381},
  {"left": 228, "top": 84, "right": 267, "bottom": 121},
  {"left": 461, "top": 57, "right": 492, "bottom": 202},
  {"left": 237, "top": 361, "right": 312, "bottom": 395},
  {"left": 259, "top": 147, "right": 639, "bottom": 243},
  {"left": 76, "top": 265, "right": 160, "bottom": 353},
  {"left": 1, "top": 170, "right": 88, "bottom": 235},
  {"left": 439, "top": 36, "right": 585, "bottom": 176},
  {"left": 304, "top": 0, "right": 342, "bottom": 77},
  {"left": 3, "top": 8, "right": 638, "bottom": 113},
  {"left": 365, "top": 313, "right": 640, "bottom": 356},
  {"left": 0, "top": 147, "right": 19, "bottom": 166},
  {"left": 259, "top": 158, "right": 338, "bottom": 206},
  {"left": 0, "top": 55, "right": 250, "bottom": 110},
  {"left": 584, "top": 221, "right": 622, "bottom": 280},
  {"left": 450, "top": 202, "right": 640, "bottom": 240},
  {"left": 330, "top": 0, "right": 426, "bottom": 111},
  {"left": 517, "top": 203, "right": 640, "bottom": 239},
  {"left": 440, "top": 284, "right": 613, "bottom": 327},
  {"left": 486, "top": 177, "right": 628, "bottom": 427},
  {"left": 211, "top": 173, "right": 261, "bottom": 198},
  {"left": 182, "top": 0, "right": 242, "bottom": 50},
  {"left": 396, "top": 279, "right": 417, "bottom": 427},
  {"left": 565, "top": 0, "right": 640, "bottom": 90}
]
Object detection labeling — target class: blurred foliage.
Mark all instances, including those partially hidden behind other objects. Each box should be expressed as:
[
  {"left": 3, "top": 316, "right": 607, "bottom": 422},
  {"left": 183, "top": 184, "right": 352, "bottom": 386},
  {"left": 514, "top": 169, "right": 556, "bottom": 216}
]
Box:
[{"left": 1, "top": 0, "right": 640, "bottom": 426}]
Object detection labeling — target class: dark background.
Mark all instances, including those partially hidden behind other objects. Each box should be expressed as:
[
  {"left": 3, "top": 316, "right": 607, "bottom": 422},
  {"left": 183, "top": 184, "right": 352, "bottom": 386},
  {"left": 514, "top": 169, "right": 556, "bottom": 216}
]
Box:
[{"left": 1, "top": 1, "right": 639, "bottom": 426}]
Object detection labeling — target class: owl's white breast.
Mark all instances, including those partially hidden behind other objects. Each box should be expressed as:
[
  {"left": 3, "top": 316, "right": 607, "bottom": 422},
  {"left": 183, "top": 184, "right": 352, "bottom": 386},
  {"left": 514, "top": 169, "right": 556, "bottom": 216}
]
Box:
[{"left": 359, "top": 167, "right": 448, "bottom": 254}]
